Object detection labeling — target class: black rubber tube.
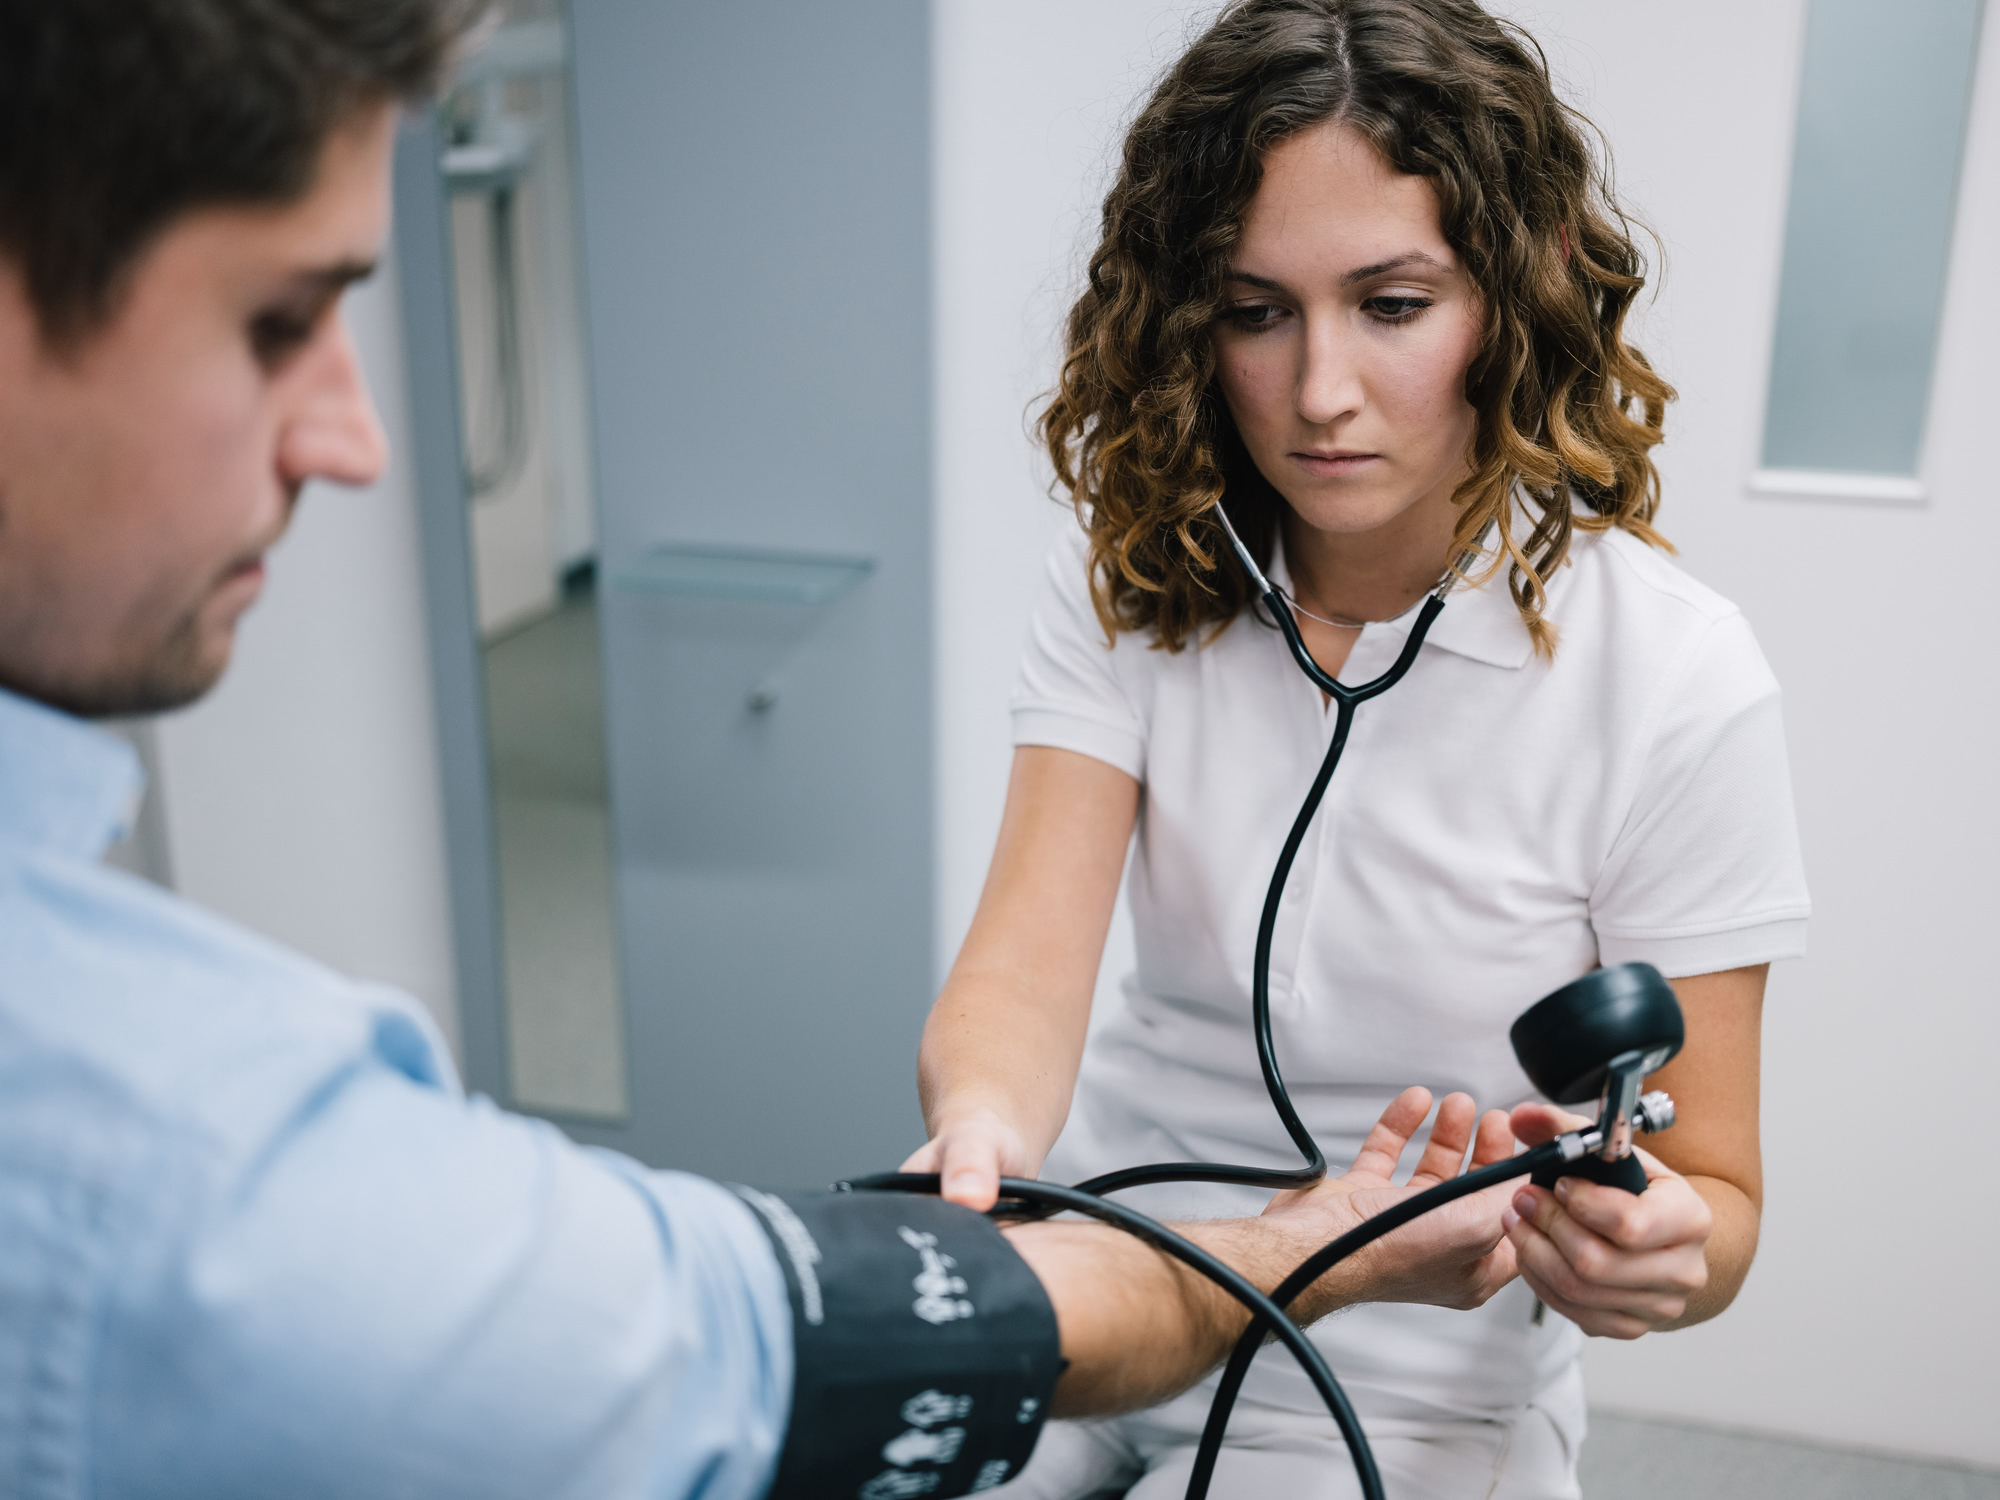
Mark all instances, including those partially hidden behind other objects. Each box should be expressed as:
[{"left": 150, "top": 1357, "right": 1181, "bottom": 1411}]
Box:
[
  {"left": 1180, "top": 1143, "right": 1562, "bottom": 1500},
  {"left": 847, "top": 586, "right": 1458, "bottom": 1500},
  {"left": 842, "top": 1172, "right": 1387, "bottom": 1500}
]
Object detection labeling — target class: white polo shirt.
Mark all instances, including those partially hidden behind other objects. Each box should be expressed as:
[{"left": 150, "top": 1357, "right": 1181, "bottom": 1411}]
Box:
[{"left": 1011, "top": 518, "right": 1809, "bottom": 1428}]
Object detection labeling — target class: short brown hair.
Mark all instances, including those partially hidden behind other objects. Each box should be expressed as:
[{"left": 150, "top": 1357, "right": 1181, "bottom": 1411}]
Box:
[
  {"left": 1042, "top": 0, "right": 1674, "bottom": 654},
  {"left": 0, "top": 0, "right": 486, "bottom": 345}
]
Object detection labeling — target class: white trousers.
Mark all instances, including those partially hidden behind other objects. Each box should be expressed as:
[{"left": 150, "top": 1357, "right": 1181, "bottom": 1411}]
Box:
[{"left": 993, "top": 1368, "right": 1584, "bottom": 1500}]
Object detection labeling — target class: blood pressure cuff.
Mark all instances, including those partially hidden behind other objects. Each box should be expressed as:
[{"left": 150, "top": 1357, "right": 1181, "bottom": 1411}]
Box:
[{"left": 734, "top": 1187, "right": 1061, "bottom": 1500}]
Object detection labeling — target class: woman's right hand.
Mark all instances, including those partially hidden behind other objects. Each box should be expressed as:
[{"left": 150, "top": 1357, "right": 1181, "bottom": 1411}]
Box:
[{"left": 901, "top": 1107, "right": 1037, "bottom": 1212}]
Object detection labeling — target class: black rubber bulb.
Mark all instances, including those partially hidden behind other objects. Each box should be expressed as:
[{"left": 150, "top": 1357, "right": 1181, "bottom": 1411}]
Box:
[{"left": 1509, "top": 962, "right": 1684, "bottom": 1195}]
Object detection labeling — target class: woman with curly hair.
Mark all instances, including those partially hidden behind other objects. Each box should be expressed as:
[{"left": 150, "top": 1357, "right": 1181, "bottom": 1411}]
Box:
[{"left": 905, "top": 2, "right": 1809, "bottom": 1494}]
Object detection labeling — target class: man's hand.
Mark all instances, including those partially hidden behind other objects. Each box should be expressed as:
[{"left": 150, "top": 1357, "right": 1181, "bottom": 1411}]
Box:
[
  {"left": 1004, "top": 1086, "right": 1526, "bottom": 1417},
  {"left": 1503, "top": 1102, "right": 1712, "bottom": 1338},
  {"left": 1263, "top": 1086, "right": 1519, "bottom": 1322}
]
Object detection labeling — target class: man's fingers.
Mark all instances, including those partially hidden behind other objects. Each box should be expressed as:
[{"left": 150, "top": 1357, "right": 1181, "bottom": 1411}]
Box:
[
  {"left": 1469, "top": 1109, "right": 1515, "bottom": 1169},
  {"left": 1407, "top": 1093, "right": 1478, "bottom": 1187},
  {"left": 1507, "top": 1101, "right": 1593, "bottom": 1147},
  {"left": 1347, "top": 1086, "right": 1434, "bottom": 1180}
]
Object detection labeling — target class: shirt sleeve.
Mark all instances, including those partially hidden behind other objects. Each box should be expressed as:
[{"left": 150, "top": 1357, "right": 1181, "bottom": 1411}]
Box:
[
  {"left": 1010, "top": 524, "right": 1149, "bottom": 780},
  {"left": 1589, "top": 609, "right": 1812, "bottom": 977},
  {"left": 96, "top": 1063, "right": 797, "bottom": 1500}
]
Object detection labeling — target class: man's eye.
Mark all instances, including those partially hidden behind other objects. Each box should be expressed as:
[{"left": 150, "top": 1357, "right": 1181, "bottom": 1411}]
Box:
[{"left": 250, "top": 309, "right": 317, "bottom": 366}]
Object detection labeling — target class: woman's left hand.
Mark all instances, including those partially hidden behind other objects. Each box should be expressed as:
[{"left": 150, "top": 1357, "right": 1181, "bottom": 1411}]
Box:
[{"left": 1503, "top": 1102, "right": 1713, "bottom": 1339}]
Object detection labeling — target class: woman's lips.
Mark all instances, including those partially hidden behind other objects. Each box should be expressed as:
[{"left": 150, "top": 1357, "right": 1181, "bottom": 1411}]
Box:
[{"left": 1291, "top": 450, "right": 1381, "bottom": 477}]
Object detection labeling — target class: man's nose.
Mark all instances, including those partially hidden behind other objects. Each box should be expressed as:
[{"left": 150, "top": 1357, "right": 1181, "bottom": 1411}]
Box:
[{"left": 277, "top": 311, "right": 389, "bottom": 491}]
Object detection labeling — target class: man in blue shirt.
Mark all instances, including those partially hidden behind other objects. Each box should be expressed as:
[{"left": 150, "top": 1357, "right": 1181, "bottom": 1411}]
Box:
[{"left": 0, "top": 2, "right": 1524, "bottom": 1495}]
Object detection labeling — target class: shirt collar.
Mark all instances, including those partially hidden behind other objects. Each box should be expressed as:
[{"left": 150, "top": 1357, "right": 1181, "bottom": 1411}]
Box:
[
  {"left": 1269, "top": 535, "right": 1533, "bottom": 671},
  {"left": 0, "top": 686, "right": 145, "bottom": 859}
]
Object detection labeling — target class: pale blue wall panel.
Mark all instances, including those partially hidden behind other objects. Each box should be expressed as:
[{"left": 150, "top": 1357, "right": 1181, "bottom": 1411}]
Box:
[{"left": 1762, "top": 0, "right": 1984, "bottom": 476}]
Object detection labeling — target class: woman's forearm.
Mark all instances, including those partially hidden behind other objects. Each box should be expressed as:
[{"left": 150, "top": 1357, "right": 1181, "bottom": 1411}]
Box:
[
  {"left": 1666, "top": 1174, "right": 1759, "bottom": 1329},
  {"left": 915, "top": 747, "right": 1140, "bottom": 1167},
  {"left": 916, "top": 967, "right": 1089, "bottom": 1159}
]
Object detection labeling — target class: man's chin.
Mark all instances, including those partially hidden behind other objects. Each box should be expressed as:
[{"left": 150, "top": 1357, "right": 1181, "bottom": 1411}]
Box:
[{"left": 38, "top": 628, "right": 235, "bottom": 720}]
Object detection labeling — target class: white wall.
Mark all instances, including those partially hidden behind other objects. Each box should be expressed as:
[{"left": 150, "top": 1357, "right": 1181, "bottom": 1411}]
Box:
[
  {"left": 934, "top": 0, "right": 2000, "bottom": 1467},
  {"left": 932, "top": 0, "right": 1230, "bottom": 1003},
  {"left": 152, "top": 255, "right": 462, "bottom": 1057},
  {"left": 1500, "top": 0, "right": 2000, "bottom": 1466}
]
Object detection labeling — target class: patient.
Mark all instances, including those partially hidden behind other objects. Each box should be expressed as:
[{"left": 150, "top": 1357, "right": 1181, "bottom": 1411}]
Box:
[{"left": 0, "top": 3, "right": 1525, "bottom": 1496}]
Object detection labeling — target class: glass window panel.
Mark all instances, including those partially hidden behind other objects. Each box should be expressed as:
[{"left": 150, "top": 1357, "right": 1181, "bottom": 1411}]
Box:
[
  {"left": 443, "top": 3, "right": 629, "bottom": 1122},
  {"left": 1761, "top": 0, "right": 1984, "bottom": 477}
]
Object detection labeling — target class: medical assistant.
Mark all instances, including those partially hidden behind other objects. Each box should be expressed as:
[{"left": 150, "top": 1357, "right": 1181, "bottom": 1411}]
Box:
[
  {"left": 1007, "top": 520, "right": 1810, "bottom": 1469},
  {"left": 0, "top": 687, "right": 1060, "bottom": 1500}
]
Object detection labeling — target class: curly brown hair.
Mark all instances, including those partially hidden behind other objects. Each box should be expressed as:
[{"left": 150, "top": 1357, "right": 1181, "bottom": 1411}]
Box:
[{"left": 1041, "top": 0, "right": 1674, "bottom": 655}]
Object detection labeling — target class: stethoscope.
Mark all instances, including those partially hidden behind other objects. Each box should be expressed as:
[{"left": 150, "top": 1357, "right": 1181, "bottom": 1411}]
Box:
[
  {"left": 1066, "top": 507, "right": 1486, "bottom": 1203},
  {"left": 847, "top": 505, "right": 1685, "bottom": 1500}
]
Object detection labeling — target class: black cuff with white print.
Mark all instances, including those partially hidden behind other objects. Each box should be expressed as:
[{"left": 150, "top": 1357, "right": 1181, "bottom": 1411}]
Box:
[{"left": 734, "top": 1187, "right": 1061, "bottom": 1500}]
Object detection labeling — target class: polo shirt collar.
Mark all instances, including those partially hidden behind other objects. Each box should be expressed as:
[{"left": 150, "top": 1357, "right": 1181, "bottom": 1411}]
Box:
[
  {"left": 0, "top": 685, "right": 144, "bottom": 859},
  {"left": 1269, "top": 534, "right": 1533, "bottom": 672}
]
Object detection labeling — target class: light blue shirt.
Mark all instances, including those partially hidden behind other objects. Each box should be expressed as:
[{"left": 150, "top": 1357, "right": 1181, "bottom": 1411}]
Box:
[{"left": 0, "top": 687, "right": 793, "bottom": 1499}]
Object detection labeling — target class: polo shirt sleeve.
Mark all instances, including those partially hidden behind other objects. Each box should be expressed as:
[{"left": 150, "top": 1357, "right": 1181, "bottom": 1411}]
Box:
[
  {"left": 1589, "top": 609, "right": 1811, "bottom": 976},
  {"left": 1010, "top": 525, "right": 1149, "bottom": 780}
]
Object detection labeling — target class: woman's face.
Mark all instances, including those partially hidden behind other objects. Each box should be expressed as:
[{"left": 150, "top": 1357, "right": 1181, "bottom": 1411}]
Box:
[{"left": 1213, "top": 121, "right": 1483, "bottom": 542}]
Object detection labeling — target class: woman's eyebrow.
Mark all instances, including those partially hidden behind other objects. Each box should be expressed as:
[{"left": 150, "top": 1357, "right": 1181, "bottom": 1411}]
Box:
[
  {"left": 1223, "top": 251, "right": 1452, "bottom": 293},
  {"left": 1341, "top": 251, "right": 1448, "bottom": 284},
  {"left": 1222, "top": 269, "right": 1287, "bottom": 292}
]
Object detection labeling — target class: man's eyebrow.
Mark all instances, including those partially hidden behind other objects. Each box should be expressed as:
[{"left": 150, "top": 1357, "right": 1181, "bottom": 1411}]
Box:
[{"left": 276, "top": 258, "right": 379, "bottom": 298}]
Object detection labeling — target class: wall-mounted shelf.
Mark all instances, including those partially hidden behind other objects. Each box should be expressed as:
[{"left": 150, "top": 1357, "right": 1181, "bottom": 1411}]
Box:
[
  {"left": 1750, "top": 469, "right": 1926, "bottom": 506},
  {"left": 612, "top": 543, "right": 876, "bottom": 605}
]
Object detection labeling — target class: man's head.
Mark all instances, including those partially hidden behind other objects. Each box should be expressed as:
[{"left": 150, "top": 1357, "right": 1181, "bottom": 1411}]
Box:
[{"left": 0, "top": 0, "right": 482, "bottom": 717}]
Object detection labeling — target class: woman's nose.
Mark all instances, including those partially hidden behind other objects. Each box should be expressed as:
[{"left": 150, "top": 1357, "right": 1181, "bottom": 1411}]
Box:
[{"left": 1295, "top": 316, "right": 1365, "bottom": 427}]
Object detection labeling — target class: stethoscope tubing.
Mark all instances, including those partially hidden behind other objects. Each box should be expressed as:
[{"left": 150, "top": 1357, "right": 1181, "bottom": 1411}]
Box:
[
  {"left": 841, "top": 1171, "right": 1389, "bottom": 1500},
  {"left": 1181, "top": 1141, "right": 1561, "bottom": 1500},
  {"left": 847, "top": 532, "right": 1479, "bottom": 1500},
  {"left": 1069, "top": 588, "right": 1447, "bottom": 1201}
]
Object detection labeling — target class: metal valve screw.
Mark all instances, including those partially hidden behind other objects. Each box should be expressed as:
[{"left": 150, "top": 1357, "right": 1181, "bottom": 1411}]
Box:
[{"left": 1634, "top": 1090, "right": 1675, "bottom": 1135}]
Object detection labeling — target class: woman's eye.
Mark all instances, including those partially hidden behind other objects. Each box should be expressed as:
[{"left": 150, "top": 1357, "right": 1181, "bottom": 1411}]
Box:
[
  {"left": 1364, "top": 295, "right": 1432, "bottom": 324},
  {"left": 1223, "top": 302, "right": 1288, "bottom": 331}
]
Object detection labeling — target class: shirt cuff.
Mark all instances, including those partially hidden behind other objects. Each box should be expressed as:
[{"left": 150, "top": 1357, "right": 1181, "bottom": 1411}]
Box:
[
  {"left": 1011, "top": 706, "right": 1145, "bottom": 781},
  {"left": 1595, "top": 913, "right": 1810, "bottom": 979}
]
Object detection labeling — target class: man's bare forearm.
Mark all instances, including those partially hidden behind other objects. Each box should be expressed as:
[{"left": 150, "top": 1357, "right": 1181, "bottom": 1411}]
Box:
[{"left": 1003, "top": 1215, "right": 1361, "bottom": 1418}]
